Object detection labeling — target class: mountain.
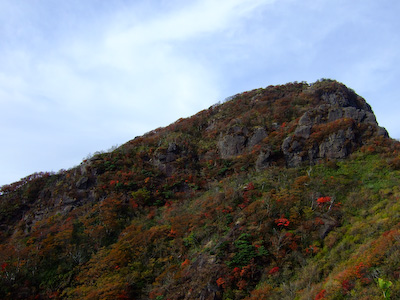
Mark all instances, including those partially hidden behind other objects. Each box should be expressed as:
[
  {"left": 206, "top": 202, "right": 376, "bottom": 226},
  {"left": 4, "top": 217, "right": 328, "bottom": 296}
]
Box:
[{"left": 1, "top": 79, "right": 400, "bottom": 299}]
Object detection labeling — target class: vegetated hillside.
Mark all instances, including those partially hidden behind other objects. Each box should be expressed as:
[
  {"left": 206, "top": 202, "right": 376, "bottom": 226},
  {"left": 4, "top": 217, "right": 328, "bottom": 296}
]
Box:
[{"left": 1, "top": 79, "right": 400, "bottom": 299}]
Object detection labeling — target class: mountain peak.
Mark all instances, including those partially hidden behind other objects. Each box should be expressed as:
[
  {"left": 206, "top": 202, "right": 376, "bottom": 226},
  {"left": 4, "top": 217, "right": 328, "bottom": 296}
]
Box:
[{"left": 0, "top": 79, "right": 398, "bottom": 300}]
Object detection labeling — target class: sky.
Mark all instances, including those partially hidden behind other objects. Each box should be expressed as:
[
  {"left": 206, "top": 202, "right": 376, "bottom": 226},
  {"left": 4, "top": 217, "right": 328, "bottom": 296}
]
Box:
[{"left": 1, "top": 0, "right": 400, "bottom": 186}]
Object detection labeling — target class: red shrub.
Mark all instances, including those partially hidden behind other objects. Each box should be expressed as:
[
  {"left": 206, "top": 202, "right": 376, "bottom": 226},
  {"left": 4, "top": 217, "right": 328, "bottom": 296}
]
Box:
[
  {"left": 315, "top": 289, "right": 326, "bottom": 300},
  {"left": 268, "top": 266, "right": 279, "bottom": 275}
]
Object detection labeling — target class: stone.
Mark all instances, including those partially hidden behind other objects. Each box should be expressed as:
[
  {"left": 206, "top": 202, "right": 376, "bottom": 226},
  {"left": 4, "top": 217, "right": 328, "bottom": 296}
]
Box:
[
  {"left": 319, "top": 216, "right": 338, "bottom": 239},
  {"left": 294, "top": 125, "right": 312, "bottom": 139},
  {"left": 298, "top": 111, "right": 312, "bottom": 126},
  {"left": 318, "top": 129, "right": 354, "bottom": 159},
  {"left": 76, "top": 176, "right": 89, "bottom": 189},
  {"left": 218, "top": 135, "right": 247, "bottom": 158},
  {"left": 281, "top": 89, "right": 386, "bottom": 167},
  {"left": 321, "top": 92, "right": 350, "bottom": 107},
  {"left": 248, "top": 128, "right": 267, "bottom": 148},
  {"left": 167, "top": 142, "right": 179, "bottom": 154},
  {"left": 327, "top": 108, "right": 343, "bottom": 122},
  {"left": 256, "top": 150, "right": 272, "bottom": 170}
]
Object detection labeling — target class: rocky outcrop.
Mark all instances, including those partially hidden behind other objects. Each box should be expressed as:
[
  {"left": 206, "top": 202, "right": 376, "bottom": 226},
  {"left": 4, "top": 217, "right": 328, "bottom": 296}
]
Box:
[
  {"left": 248, "top": 128, "right": 268, "bottom": 148},
  {"left": 152, "top": 142, "right": 181, "bottom": 176},
  {"left": 255, "top": 149, "right": 273, "bottom": 170},
  {"left": 217, "top": 86, "right": 388, "bottom": 168},
  {"left": 218, "top": 135, "right": 247, "bottom": 158},
  {"left": 217, "top": 127, "right": 268, "bottom": 159},
  {"left": 282, "top": 90, "right": 388, "bottom": 167}
]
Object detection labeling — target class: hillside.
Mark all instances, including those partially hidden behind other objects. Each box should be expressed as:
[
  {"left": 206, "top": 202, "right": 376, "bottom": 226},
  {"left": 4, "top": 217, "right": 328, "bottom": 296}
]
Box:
[{"left": 1, "top": 79, "right": 400, "bottom": 299}]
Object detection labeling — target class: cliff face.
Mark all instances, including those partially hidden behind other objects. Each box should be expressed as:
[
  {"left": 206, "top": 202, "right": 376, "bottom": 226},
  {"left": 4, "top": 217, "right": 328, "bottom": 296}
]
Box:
[
  {"left": 282, "top": 84, "right": 387, "bottom": 167},
  {"left": 215, "top": 81, "right": 387, "bottom": 167},
  {"left": 0, "top": 80, "right": 398, "bottom": 300}
]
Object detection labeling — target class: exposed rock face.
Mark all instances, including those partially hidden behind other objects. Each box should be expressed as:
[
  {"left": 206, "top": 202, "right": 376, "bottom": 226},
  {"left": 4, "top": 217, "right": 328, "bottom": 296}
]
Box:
[
  {"left": 153, "top": 142, "right": 181, "bottom": 176},
  {"left": 218, "top": 127, "right": 268, "bottom": 159},
  {"left": 76, "top": 176, "right": 89, "bottom": 189},
  {"left": 282, "top": 90, "right": 388, "bottom": 167},
  {"left": 255, "top": 149, "right": 273, "bottom": 170},
  {"left": 218, "top": 135, "right": 247, "bottom": 158},
  {"left": 248, "top": 128, "right": 268, "bottom": 148},
  {"left": 216, "top": 85, "right": 388, "bottom": 168}
]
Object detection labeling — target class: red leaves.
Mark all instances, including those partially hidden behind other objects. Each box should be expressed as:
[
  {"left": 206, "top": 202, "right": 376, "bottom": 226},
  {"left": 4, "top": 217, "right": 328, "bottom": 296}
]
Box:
[
  {"left": 238, "top": 182, "right": 259, "bottom": 210},
  {"left": 181, "top": 259, "right": 190, "bottom": 268},
  {"left": 341, "top": 279, "right": 354, "bottom": 294},
  {"left": 315, "top": 289, "right": 326, "bottom": 300},
  {"left": 1, "top": 262, "right": 7, "bottom": 272},
  {"left": 238, "top": 202, "right": 248, "bottom": 209},
  {"left": 355, "top": 262, "right": 369, "bottom": 279},
  {"left": 305, "top": 244, "right": 319, "bottom": 255},
  {"left": 117, "top": 291, "right": 129, "bottom": 299},
  {"left": 109, "top": 180, "right": 119, "bottom": 186},
  {"left": 275, "top": 216, "right": 290, "bottom": 227},
  {"left": 168, "top": 228, "right": 177, "bottom": 238},
  {"left": 245, "top": 182, "right": 255, "bottom": 191},
  {"left": 268, "top": 266, "right": 279, "bottom": 275},
  {"left": 289, "top": 241, "right": 298, "bottom": 251},
  {"left": 216, "top": 277, "right": 226, "bottom": 288},
  {"left": 236, "top": 279, "right": 247, "bottom": 290},
  {"left": 130, "top": 200, "right": 139, "bottom": 209},
  {"left": 221, "top": 206, "right": 233, "bottom": 214},
  {"left": 164, "top": 200, "right": 173, "bottom": 208},
  {"left": 227, "top": 264, "right": 255, "bottom": 290},
  {"left": 317, "top": 196, "right": 331, "bottom": 205},
  {"left": 232, "top": 267, "right": 241, "bottom": 277},
  {"left": 317, "top": 196, "right": 333, "bottom": 210}
]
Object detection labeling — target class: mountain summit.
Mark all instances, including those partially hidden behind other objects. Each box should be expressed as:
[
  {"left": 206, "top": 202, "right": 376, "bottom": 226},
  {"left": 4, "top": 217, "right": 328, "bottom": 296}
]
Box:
[{"left": 1, "top": 79, "right": 399, "bottom": 299}]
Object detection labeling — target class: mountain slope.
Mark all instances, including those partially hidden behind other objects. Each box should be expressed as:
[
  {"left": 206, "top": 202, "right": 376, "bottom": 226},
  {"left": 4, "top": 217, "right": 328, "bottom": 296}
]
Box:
[{"left": 1, "top": 79, "right": 399, "bottom": 299}]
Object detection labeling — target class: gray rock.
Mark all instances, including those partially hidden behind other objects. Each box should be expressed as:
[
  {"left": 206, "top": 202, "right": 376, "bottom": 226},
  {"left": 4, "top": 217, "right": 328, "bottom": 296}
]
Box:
[
  {"left": 62, "top": 195, "right": 77, "bottom": 205},
  {"left": 319, "top": 216, "right": 338, "bottom": 239},
  {"left": 76, "top": 176, "right": 89, "bottom": 189},
  {"left": 321, "top": 92, "right": 350, "bottom": 107},
  {"left": 294, "top": 125, "right": 312, "bottom": 139},
  {"left": 248, "top": 128, "right": 267, "bottom": 148},
  {"left": 364, "top": 112, "right": 378, "bottom": 124},
  {"left": 298, "top": 111, "right": 312, "bottom": 126},
  {"left": 282, "top": 88, "right": 388, "bottom": 168},
  {"left": 218, "top": 135, "right": 247, "bottom": 158},
  {"left": 327, "top": 108, "right": 343, "bottom": 122},
  {"left": 377, "top": 126, "right": 389, "bottom": 137},
  {"left": 318, "top": 129, "right": 354, "bottom": 159},
  {"left": 256, "top": 149, "right": 272, "bottom": 170},
  {"left": 282, "top": 136, "right": 306, "bottom": 167},
  {"left": 343, "top": 107, "right": 369, "bottom": 124},
  {"left": 167, "top": 142, "right": 179, "bottom": 154}
]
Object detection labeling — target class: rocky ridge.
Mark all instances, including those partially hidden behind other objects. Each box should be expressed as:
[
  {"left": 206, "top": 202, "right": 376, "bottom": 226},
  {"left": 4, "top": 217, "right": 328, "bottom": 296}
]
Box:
[{"left": 1, "top": 80, "right": 389, "bottom": 231}]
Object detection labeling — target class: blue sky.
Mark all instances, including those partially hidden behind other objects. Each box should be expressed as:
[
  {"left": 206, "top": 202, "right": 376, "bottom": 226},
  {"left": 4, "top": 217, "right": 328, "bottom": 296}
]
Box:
[{"left": 1, "top": 0, "right": 399, "bottom": 186}]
